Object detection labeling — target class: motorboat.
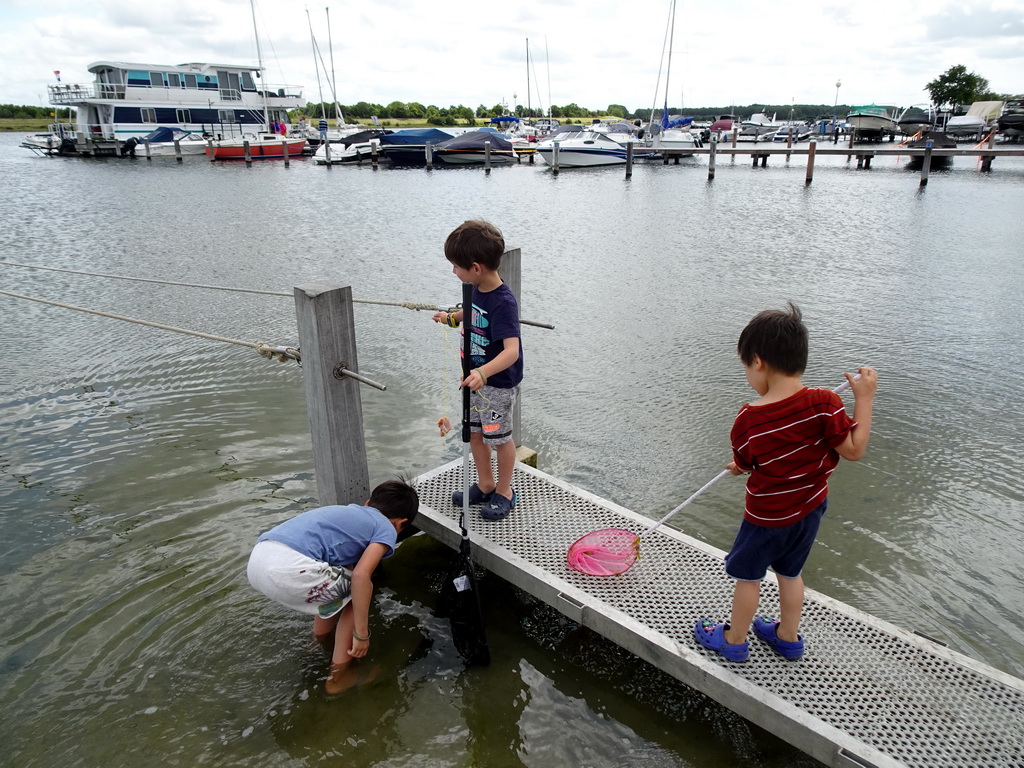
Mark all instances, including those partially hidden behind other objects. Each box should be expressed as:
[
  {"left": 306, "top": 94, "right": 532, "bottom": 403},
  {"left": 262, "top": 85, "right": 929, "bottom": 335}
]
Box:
[
  {"left": 313, "top": 129, "right": 391, "bottom": 164},
  {"left": 433, "top": 130, "right": 518, "bottom": 165},
  {"left": 772, "top": 123, "right": 813, "bottom": 142},
  {"left": 205, "top": 133, "right": 307, "bottom": 159},
  {"left": 905, "top": 131, "right": 956, "bottom": 170},
  {"left": 133, "top": 126, "right": 209, "bottom": 155},
  {"left": 708, "top": 115, "right": 736, "bottom": 141},
  {"left": 40, "top": 61, "right": 304, "bottom": 146},
  {"left": 534, "top": 130, "right": 628, "bottom": 167},
  {"left": 945, "top": 101, "right": 1003, "bottom": 139},
  {"left": 846, "top": 105, "right": 898, "bottom": 139},
  {"left": 896, "top": 105, "right": 936, "bottom": 137},
  {"left": 997, "top": 102, "right": 1024, "bottom": 140},
  {"left": 736, "top": 113, "right": 780, "bottom": 142},
  {"left": 377, "top": 127, "right": 455, "bottom": 164}
]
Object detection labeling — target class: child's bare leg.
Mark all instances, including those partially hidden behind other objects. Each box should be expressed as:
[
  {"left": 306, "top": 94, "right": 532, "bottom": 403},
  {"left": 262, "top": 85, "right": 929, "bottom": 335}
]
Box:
[
  {"left": 325, "top": 605, "right": 359, "bottom": 695},
  {"left": 493, "top": 440, "right": 516, "bottom": 499},
  {"left": 725, "top": 580, "right": 761, "bottom": 646},
  {"left": 776, "top": 575, "right": 804, "bottom": 643},
  {"left": 469, "top": 433, "right": 495, "bottom": 493},
  {"left": 313, "top": 613, "right": 340, "bottom": 648}
]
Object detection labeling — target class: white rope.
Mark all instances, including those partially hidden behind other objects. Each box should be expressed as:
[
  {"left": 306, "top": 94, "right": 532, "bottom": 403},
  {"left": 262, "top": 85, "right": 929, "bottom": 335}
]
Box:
[
  {"left": 0, "top": 260, "right": 553, "bottom": 328},
  {"left": 0, "top": 288, "right": 299, "bottom": 363},
  {"left": 0, "top": 261, "right": 438, "bottom": 310}
]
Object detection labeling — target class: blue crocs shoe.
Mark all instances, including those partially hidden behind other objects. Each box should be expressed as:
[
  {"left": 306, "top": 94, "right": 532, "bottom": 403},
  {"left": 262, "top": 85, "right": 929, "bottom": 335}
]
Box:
[
  {"left": 753, "top": 616, "right": 804, "bottom": 660},
  {"left": 694, "top": 618, "right": 749, "bottom": 662},
  {"left": 452, "top": 483, "right": 494, "bottom": 507},
  {"left": 480, "top": 489, "right": 517, "bottom": 521}
]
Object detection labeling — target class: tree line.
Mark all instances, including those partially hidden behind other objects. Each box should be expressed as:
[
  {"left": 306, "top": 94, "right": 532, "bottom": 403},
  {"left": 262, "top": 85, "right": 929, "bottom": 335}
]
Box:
[{"left": 6, "top": 64, "right": 1017, "bottom": 125}]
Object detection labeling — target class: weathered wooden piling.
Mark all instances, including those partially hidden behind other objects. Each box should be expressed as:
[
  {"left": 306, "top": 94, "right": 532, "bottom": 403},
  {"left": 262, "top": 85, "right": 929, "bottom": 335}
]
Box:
[
  {"left": 485, "top": 140, "right": 491, "bottom": 172},
  {"left": 282, "top": 140, "right": 289, "bottom": 167},
  {"left": 207, "top": 138, "right": 214, "bottom": 161},
  {"left": 707, "top": 136, "right": 717, "bottom": 180},
  {"left": 920, "top": 140, "right": 933, "bottom": 187},
  {"left": 552, "top": 142, "right": 560, "bottom": 175},
  {"left": 143, "top": 139, "right": 152, "bottom": 160},
  {"left": 243, "top": 140, "right": 252, "bottom": 165},
  {"left": 425, "top": 141, "right": 433, "bottom": 170},
  {"left": 625, "top": 142, "right": 634, "bottom": 178},
  {"left": 371, "top": 140, "right": 379, "bottom": 168},
  {"left": 293, "top": 284, "right": 370, "bottom": 506},
  {"left": 174, "top": 138, "right": 183, "bottom": 163},
  {"left": 805, "top": 139, "right": 817, "bottom": 185}
]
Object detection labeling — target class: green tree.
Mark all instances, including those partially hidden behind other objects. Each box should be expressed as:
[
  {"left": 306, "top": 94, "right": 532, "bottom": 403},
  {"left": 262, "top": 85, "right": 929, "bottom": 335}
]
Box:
[
  {"left": 926, "top": 65, "right": 991, "bottom": 109},
  {"left": 475, "top": 104, "right": 489, "bottom": 118},
  {"left": 407, "top": 102, "right": 426, "bottom": 118},
  {"left": 607, "top": 104, "right": 628, "bottom": 118},
  {"left": 386, "top": 101, "right": 408, "bottom": 119}
]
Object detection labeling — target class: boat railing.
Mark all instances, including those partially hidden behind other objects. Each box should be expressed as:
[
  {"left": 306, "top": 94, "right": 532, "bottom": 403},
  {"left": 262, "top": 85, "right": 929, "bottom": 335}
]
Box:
[{"left": 262, "top": 85, "right": 304, "bottom": 101}]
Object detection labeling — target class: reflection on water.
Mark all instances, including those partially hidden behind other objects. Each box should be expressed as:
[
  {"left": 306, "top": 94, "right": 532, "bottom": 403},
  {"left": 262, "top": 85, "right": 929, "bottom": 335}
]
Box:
[{"left": 1, "top": 132, "right": 1022, "bottom": 766}]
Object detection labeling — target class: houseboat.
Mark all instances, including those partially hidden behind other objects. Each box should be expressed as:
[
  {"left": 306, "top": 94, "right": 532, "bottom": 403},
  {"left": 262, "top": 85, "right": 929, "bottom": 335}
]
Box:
[{"left": 44, "top": 61, "right": 304, "bottom": 153}]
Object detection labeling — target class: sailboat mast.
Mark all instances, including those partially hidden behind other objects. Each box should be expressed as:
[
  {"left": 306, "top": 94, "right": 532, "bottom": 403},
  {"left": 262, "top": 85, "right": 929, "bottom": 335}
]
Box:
[
  {"left": 526, "top": 38, "right": 531, "bottom": 116},
  {"left": 306, "top": 8, "right": 327, "bottom": 122},
  {"left": 250, "top": 0, "right": 270, "bottom": 130},
  {"left": 326, "top": 7, "right": 344, "bottom": 124},
  {"left": 545, "top": 36, "right": 552, "bottom": 118},
  {"left": 664, "top": 0, "right": 676, "bottom": 120}
]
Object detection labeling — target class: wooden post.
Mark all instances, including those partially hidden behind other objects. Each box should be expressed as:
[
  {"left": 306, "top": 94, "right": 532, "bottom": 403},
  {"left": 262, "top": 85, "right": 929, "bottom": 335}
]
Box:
[
  {"left": 848, "top": 127, "right": 856, "bottom": 149},
  {"left": 751, "top": 153, "right": 758, "bottom": 168},
  {"left": 625, "top": 141, "right": 634, "bottom": 178},
  {"left": 207, "top": 138, "right": 215, "bottom": 161},
  {"left": 244, "top": 139, "right": 252, "bottom": 165},
  {"left": 174, "top": 138, "right": 183, "bottom": 162},
  {"left": 144, "top": 138, "right": 152, "bottom": 160},
  {"left": 293, "top": 284, "right": 370, "bottom": 506},
  {"left": 552, "top": 141, "right": 560, "bottom": 175},
  {"left": 805, "top": 139, "right": 816, "bottom": 185},
  {"left": 708, "top": 135, "right": 717, "bottom": 180},
  {"left": 786, "top": 127, "right": 793, "bottom": 161},
  {"left": 731, "top": 127, "right": 738, "bottom": 147},
  {"left": 425, "top": 141, "right": 433, "bottom": 170},
  {"left": 485, "top": 140, "right": 491, "bottom": 172},
  {"left": 920, "top": 140, "right": 933, "bottom": 187},
  {"left": 501, "top": 249, "right": 524, "bottom": 452},
  {"left": 981, "top": 132, "right": 995, "bottom": 172},
  {"left": 282, "top": 140, "right": 289, "bottom": 168},
  {"left": 371, "top": 139, "right": 378, "bottom": 168}
]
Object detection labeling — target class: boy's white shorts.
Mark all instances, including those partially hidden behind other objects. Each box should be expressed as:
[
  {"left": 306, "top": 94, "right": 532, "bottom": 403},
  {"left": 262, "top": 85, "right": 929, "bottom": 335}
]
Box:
[{"left": 247, "top": 539, "right": 352, "bottom": 619}]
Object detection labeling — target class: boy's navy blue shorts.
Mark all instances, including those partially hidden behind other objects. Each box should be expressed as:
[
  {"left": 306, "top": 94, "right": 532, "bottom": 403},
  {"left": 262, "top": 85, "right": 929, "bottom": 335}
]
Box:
[{"left": 724, "top": 499, "right": 827, "bottom": 581}]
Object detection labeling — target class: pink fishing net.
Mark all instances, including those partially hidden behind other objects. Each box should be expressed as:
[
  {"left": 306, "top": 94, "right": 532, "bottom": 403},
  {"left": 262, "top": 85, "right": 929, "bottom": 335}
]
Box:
[{"left": 566, "top": 528, "right": 641, "bottom": 576}]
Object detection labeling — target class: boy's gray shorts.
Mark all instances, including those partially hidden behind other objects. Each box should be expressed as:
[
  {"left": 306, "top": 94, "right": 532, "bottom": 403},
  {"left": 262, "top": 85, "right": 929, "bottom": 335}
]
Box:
[{"left": 469, "top": 385, "right": 518, "bottom": 446}]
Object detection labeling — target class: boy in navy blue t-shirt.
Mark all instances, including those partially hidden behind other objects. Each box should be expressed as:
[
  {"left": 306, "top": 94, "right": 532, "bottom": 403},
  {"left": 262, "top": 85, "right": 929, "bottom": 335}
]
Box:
[{"left": 433, "top": 220, "right": 524, "bottom": 521}]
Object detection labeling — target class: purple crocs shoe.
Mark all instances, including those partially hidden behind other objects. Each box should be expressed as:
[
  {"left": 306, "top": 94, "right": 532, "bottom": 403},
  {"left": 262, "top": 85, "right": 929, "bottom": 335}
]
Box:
[{"left": 753, "top": 616, "right": 804, "bottom": 660}]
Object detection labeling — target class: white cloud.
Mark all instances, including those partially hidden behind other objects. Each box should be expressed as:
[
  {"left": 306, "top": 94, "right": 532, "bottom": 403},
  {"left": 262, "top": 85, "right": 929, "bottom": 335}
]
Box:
[{"left": 1, "top": 0, "right": 1020, "bottom": 112}]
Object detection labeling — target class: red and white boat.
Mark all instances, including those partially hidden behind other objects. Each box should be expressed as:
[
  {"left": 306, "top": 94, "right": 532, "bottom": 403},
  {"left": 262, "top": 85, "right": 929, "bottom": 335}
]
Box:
[{"left": 206, "top": 132, "right": 307, "bottom": 159}]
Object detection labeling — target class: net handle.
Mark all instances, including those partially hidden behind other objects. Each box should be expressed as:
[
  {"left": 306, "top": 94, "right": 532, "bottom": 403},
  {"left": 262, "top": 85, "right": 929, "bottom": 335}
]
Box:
[
  {"left": 460, "top": 281, "right": 473, "bottom": 537},
  {"left": 637, "top": 373, "right": 860, "bottom": 540}
]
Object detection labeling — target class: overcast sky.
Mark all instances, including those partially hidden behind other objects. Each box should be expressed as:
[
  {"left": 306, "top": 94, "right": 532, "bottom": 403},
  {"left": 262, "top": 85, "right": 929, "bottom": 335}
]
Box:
[{"left": 1, "top": 0, "right": 1021, "bottom": 114}]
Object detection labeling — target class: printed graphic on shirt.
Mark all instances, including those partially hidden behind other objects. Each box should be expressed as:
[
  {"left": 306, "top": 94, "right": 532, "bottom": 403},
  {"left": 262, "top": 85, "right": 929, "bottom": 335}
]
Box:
[{"left": 470, "top": 303, "right": 489, "bottom": 367}]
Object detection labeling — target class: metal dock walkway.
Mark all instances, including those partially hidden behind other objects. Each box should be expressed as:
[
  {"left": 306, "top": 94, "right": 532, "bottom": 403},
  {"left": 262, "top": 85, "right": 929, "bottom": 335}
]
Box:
[{"left": 414, "top": 459, "right": 1024, "bottom": 768}]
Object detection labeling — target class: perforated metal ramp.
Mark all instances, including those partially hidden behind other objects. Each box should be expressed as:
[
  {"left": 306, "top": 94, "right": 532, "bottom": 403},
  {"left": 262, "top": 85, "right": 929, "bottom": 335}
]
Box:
[{"left": 413, "top": 459, "right": 1024, "bottom": 768}]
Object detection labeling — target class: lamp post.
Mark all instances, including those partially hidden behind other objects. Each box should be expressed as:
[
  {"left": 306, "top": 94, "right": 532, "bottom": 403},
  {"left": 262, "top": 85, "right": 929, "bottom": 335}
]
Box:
[{"left": 832, "top": 79, "right": 842, "bottom": 142}]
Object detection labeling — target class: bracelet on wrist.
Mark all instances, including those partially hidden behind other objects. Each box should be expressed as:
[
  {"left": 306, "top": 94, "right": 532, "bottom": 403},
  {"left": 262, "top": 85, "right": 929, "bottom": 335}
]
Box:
[
  {"left": 475, "top": 368, "right": 487, "bottom": 386},
  {"left": 447, "top": 313, "right": 460, "bottom": 328},
  {"left": 353, "top": 629, "right": 370, "bottom": 642}
]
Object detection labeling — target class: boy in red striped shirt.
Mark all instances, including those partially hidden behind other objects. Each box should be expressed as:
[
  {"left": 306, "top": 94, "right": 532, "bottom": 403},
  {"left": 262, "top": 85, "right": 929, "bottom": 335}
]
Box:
[{"left": 695, "top": 303, "right": 877, "bottom": 662}]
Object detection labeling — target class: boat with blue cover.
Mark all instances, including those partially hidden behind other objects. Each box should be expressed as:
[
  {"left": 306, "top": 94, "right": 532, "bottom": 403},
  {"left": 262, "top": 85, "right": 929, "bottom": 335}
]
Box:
[
  {"left": 433, "top": 131, "right": 518, "bottom": 165},
  {"left": 377, "top": 128, "right": 455, "bottom": 164}
]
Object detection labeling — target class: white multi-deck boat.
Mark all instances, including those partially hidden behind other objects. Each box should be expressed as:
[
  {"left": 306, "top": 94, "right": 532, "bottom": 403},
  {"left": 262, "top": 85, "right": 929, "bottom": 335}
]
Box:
[{"left": 41, "top": 61, "right": 305, "bottom": 153}]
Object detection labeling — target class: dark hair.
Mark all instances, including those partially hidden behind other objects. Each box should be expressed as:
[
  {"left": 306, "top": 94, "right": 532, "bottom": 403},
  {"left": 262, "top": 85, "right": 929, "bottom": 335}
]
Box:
[
  {"left": 737, "top": 302, "right": 808, "bottom": 375},
  {"left": 444, "top": 219, "right": 505, "bottom": 271},
  {"left": 368, "top": 480, "right": 419, "bottom": 524}
]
